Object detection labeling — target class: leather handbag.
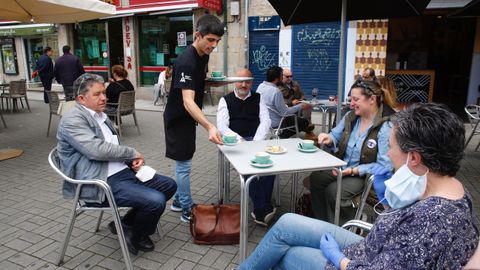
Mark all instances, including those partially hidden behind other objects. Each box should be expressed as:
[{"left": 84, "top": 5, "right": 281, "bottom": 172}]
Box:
[{"left": 190, "top": 203, "right": 240, "bottom": 245}]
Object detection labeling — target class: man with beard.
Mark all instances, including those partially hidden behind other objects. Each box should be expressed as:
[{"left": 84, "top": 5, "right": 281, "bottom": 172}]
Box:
[
  {"left": 256, "top": 66, "right": 315, "bottom": 139},
  {"left": 217, "top": 69, "right": 276, "bottom": 226}
]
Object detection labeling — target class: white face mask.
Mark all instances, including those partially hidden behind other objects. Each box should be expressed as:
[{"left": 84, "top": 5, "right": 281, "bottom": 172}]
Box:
[{"left": 384, "top": 153, "right": 428, "bottom": 209}]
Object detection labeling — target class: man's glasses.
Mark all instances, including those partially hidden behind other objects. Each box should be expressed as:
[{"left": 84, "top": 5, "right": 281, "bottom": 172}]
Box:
[{"left": 285, "top": 75, "right": 292, "bottom": 78}]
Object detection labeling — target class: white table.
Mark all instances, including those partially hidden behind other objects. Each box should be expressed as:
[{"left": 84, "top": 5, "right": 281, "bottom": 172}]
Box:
[{"left": 217, "top": 138, "right": 346, "bottom": 262}]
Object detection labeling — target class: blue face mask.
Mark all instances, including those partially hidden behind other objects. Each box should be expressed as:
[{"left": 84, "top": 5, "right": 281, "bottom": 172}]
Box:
[{"left": 384, "top": 153, "right": 428, "bottom": 209}]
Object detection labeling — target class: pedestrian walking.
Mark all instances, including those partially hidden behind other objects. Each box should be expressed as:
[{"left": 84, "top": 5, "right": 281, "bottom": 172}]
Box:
[
  {"left": 54, "top": 45, "right": 85, "bottom": 101},
  {"left": 36, "top": 46, "right": 54, "bottom": 103}
]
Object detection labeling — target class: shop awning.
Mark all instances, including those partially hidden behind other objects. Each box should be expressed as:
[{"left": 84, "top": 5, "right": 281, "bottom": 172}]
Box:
[
  {"left": 116, "top": 0, "right": 199, "bottom": 15},
  {"left": 0, "top": 23, "right": 55, "bottom": 37},
  {"left": 0, "top": 0, "right": 116, "bottom": 23}
]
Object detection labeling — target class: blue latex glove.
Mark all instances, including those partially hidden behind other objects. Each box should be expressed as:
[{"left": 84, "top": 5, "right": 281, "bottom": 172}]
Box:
[
  {"left": 320, "top": 233, "right": 346, "bottom": 269},
  {"left": 371, "top": 164, "right": 393, "bottom": 203}
]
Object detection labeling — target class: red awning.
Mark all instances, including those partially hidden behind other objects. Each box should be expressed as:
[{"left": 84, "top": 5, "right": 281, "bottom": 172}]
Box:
[{"left": 115, "top": 0, "right": 199, "bottom": 15}]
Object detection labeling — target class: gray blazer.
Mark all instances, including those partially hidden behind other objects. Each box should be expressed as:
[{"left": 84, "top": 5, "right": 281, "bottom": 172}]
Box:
[{"left": 56, "top": 103, "right": 137, "bottom": 203}]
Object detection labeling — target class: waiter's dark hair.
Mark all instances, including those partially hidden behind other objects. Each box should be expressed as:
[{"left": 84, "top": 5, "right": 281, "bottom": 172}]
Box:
[{"left": 196, "top": 14, "right": 224, "bottom": 37}]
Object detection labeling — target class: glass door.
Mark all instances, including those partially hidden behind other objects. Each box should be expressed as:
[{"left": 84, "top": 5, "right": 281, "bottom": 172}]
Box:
[{"left": 24, "top": 36, "right": 58, "bottom": 83}]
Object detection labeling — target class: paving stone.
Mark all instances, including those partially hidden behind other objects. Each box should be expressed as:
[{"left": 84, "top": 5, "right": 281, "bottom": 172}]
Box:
[{"left": 0, "top": 98, "right": 479, "bottom": 270}]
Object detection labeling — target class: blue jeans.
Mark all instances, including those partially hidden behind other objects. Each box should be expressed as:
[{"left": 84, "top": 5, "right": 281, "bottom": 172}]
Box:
[
  {"left": 107, "top": 168, "right": 177, "bottom": 235},
  {"left": 239, "top": 213, "right": 363, "bottom": 270},
  {"left": 175, "top": 159, "right": 194, "bottom": 211}
]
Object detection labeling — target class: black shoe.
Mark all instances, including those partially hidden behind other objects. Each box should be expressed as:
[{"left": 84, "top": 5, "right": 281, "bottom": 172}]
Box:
[
  {"left": 122, "top": 227, "right": 139, "bottom": 255},
  {"left": 135, "top": 235, "right": 155, "bottom": 252},
  {"left": 251, "top": 207, "right": 277, "bottom": 227},
  {"left": 107, "top": 220, "right": 133, "bottom": 235}
]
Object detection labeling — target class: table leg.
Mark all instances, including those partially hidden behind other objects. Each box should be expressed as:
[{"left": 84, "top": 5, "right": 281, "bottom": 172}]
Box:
[
  {"left": 239, "top": 175, "right": 257, "bottom": 262},
  {"left": 321, "top": 107, "right": 328, "bottom": 133},
  {"left": 224, "top": 156, "right": 230, "bottom": 203},
  {"left": 290, "top": 172, "right": 299, "bottom": 211},
  {"left": 333, "top": 167, "right": 343, "bottom": 225},
  {"left": 217, "top": 150, "right": 224, "bottom": 202}
]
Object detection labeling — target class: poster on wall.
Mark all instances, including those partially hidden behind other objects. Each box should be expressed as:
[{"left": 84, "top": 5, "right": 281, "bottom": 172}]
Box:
[
  {"left": 0, "top": 38, "right": 18, "bottom": 75},
  {"left": 177, "top": 32, "right": 187, "bottom": 47}
]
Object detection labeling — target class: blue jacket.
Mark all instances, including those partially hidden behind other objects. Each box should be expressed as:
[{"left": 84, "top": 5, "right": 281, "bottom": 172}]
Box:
[
  {"left": 56, "top": 103, "right": 137, "bottom": 203},
  {"left": 54, "top": 53, "right": 85, "bottom": 86},
  {"left": 36, "top": 54, "right": 54, "bottom": 79}
]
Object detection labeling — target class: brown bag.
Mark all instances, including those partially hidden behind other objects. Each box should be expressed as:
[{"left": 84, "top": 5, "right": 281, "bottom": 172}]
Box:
[
  {"left": 295, "top": 193, "right": 313, "bottom": 217},
  {"left": 190, "top": 203, "right": 240, "bottom": 245}
]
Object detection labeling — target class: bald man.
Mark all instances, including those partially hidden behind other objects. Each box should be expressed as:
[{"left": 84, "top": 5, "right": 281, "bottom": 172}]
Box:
[{"left": 217, "top": 69, "right": 276, "bottom": 226}]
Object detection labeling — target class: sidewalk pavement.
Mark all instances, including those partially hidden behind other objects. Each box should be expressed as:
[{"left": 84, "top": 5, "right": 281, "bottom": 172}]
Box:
[{"left": 0, "top": 91, "right": 478, "bottom": 269}]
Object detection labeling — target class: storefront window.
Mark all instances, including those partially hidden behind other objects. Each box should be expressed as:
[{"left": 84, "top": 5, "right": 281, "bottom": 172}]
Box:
[
  {"left": 74, "top": 21, "right": 108, "bottom": 79},
  {"left": 0, "top": 38, "right": 18, "bottom": 75},
  {"left": 138, "top": 13, "right": 193, "bottom": 85}
]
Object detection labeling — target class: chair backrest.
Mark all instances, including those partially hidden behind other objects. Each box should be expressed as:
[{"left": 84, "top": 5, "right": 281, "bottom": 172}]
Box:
[
  {"left": 117, "top": 91, "right": 136, "bottom": 114},
  {"left": 46, "top": 91, "right": 61, "bottom": 114},
  {"left": 48, "top": 148, "right": 74, "bottom": 183},
  {"left": 267, "top": 106, "right": 299, "bottom": 138},
  {"left": 465, "top": 104, "right": 480, "bottom": 129},
  {"left": 8, "top": 80, "right": 26, "bottom": 95},
  {"left": 164, "top": 79, "right": 172, "bottom": 94}
]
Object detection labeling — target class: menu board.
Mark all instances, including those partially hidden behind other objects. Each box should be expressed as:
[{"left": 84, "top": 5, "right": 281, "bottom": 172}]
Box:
[{"left": 385, "top": 69, "right": 435, "bottom": 103}]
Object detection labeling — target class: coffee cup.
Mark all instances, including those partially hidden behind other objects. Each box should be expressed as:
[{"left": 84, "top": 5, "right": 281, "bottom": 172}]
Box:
[
  {"left": 211, "top": 71, "right": 223, "bottom": 78},
  {"left": 301, "top": 139, "right": 315, "bottom": 149},
  {"left": 254, "top": 152, "right": 271, "bottom": 164},
  {"left": 223, "top": 132, "right": 237, "bottom": 144}
]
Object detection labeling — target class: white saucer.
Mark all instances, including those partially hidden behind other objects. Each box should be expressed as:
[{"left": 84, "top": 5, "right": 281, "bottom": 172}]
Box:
[
  {"left": 297, "top": 146, "right": 318, "bottom": 153},
  {"left": 222, "top": 139, "right": 238, "bottom": 146},
  {"left": 207, "top": 76, "right": 226, "bottom": 81},
  {"left": 266, "top": 146, "right": 287, "bottom": 154},
  {"left": 250, "top": 159, "right": 273, "bottom": 168}
]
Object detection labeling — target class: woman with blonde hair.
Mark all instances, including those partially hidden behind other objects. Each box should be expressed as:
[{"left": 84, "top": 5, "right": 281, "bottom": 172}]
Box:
[
  {"left": 309, "top": 79, "right": 396, "bottom": 225},
  {"left": 376, "top": 75, "right": 398, "bottom": 110}
]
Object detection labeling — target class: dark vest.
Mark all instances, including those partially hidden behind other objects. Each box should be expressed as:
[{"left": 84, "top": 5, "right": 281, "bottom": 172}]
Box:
[
  {"left": 335, "top": 104, "right": 395, "bottom": 164},
  {"left": 224, "top": 92, "right": 261, "bottom": 138}
]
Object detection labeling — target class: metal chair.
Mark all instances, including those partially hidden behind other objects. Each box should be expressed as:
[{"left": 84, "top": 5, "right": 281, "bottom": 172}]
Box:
[
  {"left": 106, "top": 91, "right": 140, "bottom": 136},
  {"left": 0, "top": 108, "right": 6, "bottom": 128},
  {"left": 48, "top": 148, "right": 134, "bottom": 270},
  {"left": 353, "top": 175, "right": 375, "bottom": 220},
  {"left": 0, "top": 80, "right": 30, "bottom": 113},
  {"left": 465, "top": 104, "right": 480, "bottom": 151},
  {"left": 45, "top": 91, "right": 62, "bottom": 137},
  {"left": 268, "top": 107, "right": 300, "bottom": 139},
  {"left": 162, "top": 78, "right": 171, "bottom": 108}
]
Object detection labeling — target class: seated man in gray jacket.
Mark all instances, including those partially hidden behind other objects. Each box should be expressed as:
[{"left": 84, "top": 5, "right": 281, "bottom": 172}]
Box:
[{"left": 56, "top": 73, "right": 177, "bottom": 255}]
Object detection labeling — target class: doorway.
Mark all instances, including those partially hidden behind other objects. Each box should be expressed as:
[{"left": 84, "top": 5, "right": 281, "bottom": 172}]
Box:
[
  {"left": 108, "top": 18, "right": 124, "bottom": 70},
  {"left": 23, "top": 36, "right": 59, "bottom": 83},
  {"left": 387, "top": 16, "right": 476, "bottom": 117}
]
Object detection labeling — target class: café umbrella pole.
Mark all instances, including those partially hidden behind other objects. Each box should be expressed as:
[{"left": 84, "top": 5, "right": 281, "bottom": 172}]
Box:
[{"left": 336, "top": 0, "right": 347, "bottom": 125}]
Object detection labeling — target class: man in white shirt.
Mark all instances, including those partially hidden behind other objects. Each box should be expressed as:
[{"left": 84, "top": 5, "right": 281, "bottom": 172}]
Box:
[
  {"left": 216, "top": 69, "right": 276, "bottom": 226},
  {"left": 56, "top": 73, "right": 177, "bottom": 255}
]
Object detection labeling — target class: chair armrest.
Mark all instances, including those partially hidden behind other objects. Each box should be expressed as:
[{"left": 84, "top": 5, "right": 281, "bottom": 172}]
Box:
[{"left": 341, "top": 220, "right": 374, "bottom": 232}]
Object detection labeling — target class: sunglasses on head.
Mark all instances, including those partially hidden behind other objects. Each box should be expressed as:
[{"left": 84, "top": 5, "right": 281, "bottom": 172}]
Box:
[{"left": 76, "top": 74, "right": 99, "bottom": 97}]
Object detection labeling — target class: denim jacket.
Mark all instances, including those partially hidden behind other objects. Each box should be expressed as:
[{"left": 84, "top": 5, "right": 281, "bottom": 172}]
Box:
[{"left": 56, "top": 103, "right": 137, "bottom": 203}]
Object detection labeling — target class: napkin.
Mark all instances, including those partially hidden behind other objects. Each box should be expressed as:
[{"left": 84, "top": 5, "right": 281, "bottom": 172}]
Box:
[{"left": 135, "top": 165, "right": 156, "bottom": 182}]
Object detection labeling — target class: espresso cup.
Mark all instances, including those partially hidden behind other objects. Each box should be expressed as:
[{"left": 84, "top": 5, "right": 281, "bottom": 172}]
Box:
[
  {"left": 301, "top": 139, "right": 315, "bottom": 149},
  {"left": 223, "top": 133, "right": 237, "bottom": 144},
  {"left": 254, "top": 152, "right": 271, "bottom": 164},
  {"left": 211, "top": 71, "right": 223, "bottom": 78}
]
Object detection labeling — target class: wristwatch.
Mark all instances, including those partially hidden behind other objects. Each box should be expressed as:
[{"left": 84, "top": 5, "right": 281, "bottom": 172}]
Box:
[{"left": 350, "top": 168, "right": 355, "bottom": 177}]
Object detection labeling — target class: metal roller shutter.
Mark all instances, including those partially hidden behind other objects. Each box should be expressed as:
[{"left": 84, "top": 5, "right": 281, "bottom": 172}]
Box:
[
  {"left": 292, "top": 22, "right": 341, "bottom": 99},
  {"left": 248, "top": 16, "right": 280, "bottom": 92}
]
